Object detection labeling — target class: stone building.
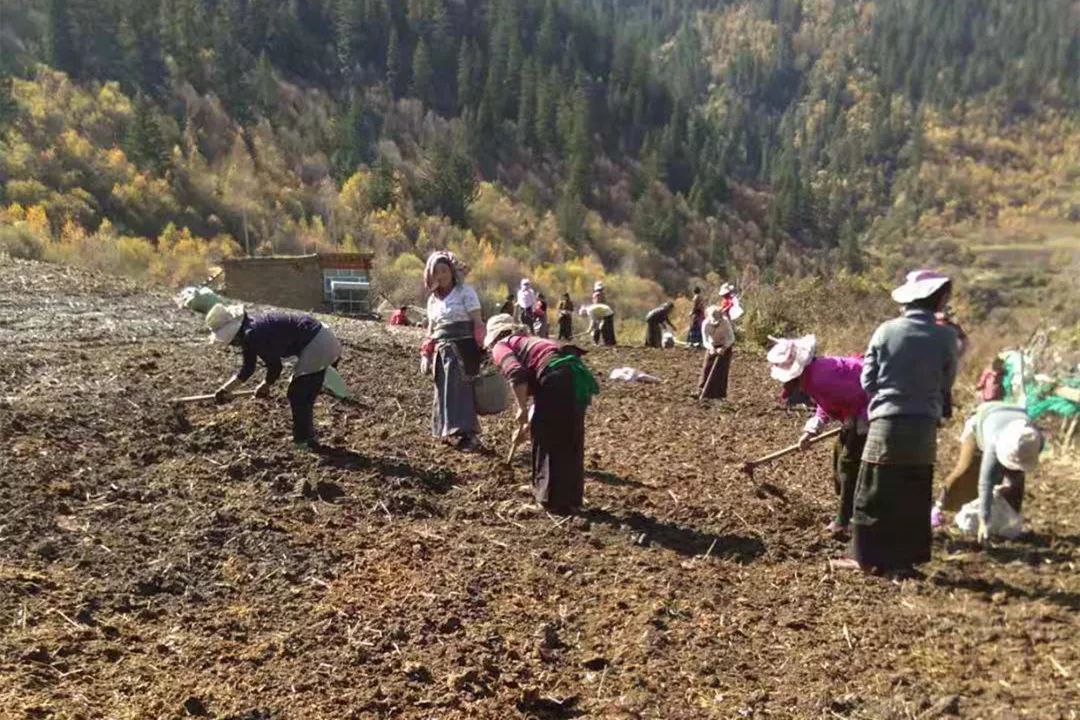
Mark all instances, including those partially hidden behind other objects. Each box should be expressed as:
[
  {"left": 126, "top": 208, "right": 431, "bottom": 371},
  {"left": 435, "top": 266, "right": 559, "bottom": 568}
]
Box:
[{"left": 221, "top": 253, "right": 374, "bottom": 315}]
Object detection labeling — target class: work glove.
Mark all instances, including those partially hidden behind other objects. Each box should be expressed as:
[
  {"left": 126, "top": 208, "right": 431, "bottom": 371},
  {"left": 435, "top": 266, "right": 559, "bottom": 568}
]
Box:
[
  {"left": 420, "top": 355, "right": 432, "bottom": 376},
  {"left": 214, "top": 387, "right": 231, "bottom": 404},
  {"left": 976, "top": 518, "right": 991, "bottom": 547},
  {"left": 254, "top": 382, "right": 270, "bottom": 399},
  {"left": 797, "top": 433, "right": 813, "bottom": 451}
]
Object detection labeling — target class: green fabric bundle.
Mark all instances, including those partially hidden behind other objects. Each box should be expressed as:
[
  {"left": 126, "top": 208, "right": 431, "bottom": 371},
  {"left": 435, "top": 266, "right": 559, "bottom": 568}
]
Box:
[{"left": 547, "top": 354, "right": 600, "bottom": 410}]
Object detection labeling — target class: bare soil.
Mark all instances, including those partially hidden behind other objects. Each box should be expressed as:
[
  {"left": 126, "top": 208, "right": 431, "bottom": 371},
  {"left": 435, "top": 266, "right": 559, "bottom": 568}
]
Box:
[{"left": 1, "top": 258, "right": 1077, "bottom": 719}]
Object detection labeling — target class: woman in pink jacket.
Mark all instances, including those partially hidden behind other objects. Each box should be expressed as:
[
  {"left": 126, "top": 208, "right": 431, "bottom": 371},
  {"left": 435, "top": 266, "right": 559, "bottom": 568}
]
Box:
[{"left": 768, "top": 335, "right": 870, "bottom": 536}]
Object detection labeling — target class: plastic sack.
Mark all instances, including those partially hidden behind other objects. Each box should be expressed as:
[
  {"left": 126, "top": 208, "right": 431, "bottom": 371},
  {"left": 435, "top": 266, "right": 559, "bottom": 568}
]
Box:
[
  {"left": 176, "top": 286, "right": 225, "bottom": 315},
  {"left": 609, "top": 367, "right": 661, "bottom": 383},
  {"left": 728, "top": 297, "right": 744, "bottom": 321},
  {"left": 954, "top": 494, "right": 1024, "bottom": 540}
]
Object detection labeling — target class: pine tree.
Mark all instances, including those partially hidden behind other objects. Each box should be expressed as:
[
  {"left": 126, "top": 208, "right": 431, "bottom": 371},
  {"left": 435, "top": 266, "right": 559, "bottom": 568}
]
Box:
[
  {"left": 411, "top": 38, "right": 434, "bottom": 106},
  {"left": 534, "top": 68, "right": 558, "bottom": 152},
  {"left": 565, "top": 82, "right": 592, "bottom": 202},
  {"left": 126, "top": 93, "right": 171, "bottom": 174},
  {"left": 46, "top": 0, "right": 78, "bottom": 75},
  {"left": 456, "top": 41, "right": 475, "bottom": 112},
  {"left": 252, "top": 52, "right": 278, "bottom": 119},
  {"left": 0, "top": 72, "right": 16, "bottom": 131},
  {"left": 368, "top": 154, "right": 395, "bottom": 210},
  {"left": 386, "top": 27, "right": 402, "bottom": 97},
  {"left": 516, "top": 61, "right": 536, "bottom": 148},
  {"left": 537, "top": 1, "right": 558, "bottom": 65}
]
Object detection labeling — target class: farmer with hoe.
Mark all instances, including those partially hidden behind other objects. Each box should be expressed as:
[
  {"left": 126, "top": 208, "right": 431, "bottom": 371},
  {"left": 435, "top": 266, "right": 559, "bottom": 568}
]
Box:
[
  {"left": 699, "top": 303, "right": 735, "bottom": 399},
  {"left": 768, "top": 335, "right": 869, "bottom": 536},
  {"left": 485, "top": 314, "right": 599, "bottom": 514},
  {"left": 207, "top": 304, "right": 342, "bottom": 448},
  {"left": 420, "top": 251, "right": 486, "bottom": 453},
  {"left": 590, "top": 281, "right": 617, "bottom": 345},
  {"left": 842, "top": 269, "right": 958, "bottom": 576},
  {"left": 933, "top": 401, "right": 1043, "bottom": 545},
  {"left": 644, "top": 301, "right": 676, "bottom": 348}
]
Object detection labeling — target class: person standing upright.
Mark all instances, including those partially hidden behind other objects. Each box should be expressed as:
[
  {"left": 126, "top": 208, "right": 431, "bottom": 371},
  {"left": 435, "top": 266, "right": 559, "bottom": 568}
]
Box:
[
  {"left": 421, "top": 251, "right": 486, "bottom": 452},
  {"left": 848, "top": 270, "right": 958, "bottom": 575}
]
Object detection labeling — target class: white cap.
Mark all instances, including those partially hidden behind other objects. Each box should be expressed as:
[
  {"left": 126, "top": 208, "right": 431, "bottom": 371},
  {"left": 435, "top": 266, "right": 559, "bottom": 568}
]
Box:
[
  {"left": 206, "top": 303, "right": 245, "bottom": 344},
  {"left": 995, "top": 420, "right": 1042, "bottom": 473}
]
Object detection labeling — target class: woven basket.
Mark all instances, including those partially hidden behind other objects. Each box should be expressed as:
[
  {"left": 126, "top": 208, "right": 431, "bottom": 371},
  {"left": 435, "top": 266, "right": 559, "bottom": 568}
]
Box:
[{"left": 473, "top": 371, "right": 509, "bottom": 415}]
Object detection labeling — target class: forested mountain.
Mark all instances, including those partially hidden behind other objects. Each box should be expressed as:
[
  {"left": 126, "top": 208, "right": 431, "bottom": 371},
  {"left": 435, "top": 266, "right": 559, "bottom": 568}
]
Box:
[{"left": 0, "top": 0, "right": 1077, "bottom": 314}]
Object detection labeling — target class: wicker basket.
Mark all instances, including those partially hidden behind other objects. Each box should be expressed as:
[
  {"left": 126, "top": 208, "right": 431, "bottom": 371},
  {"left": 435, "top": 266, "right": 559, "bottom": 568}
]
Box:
[{"left": 473, "top": 371, "right": 509, "bottom": 415}]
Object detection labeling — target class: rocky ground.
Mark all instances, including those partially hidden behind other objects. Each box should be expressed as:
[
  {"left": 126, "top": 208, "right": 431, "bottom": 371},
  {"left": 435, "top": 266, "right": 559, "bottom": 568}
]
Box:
[{"left": 0, "top": 258, "right": 1077, "bottom": 719}]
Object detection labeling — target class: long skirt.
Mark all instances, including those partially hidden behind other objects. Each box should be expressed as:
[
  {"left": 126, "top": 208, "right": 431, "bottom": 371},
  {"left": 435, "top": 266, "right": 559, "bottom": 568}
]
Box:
[
  {"left": 852, "top": 416, "right": 937, "bottom": 569},
  {"left": 687, "top": 317, "right": 703, "bottom": 346},
  {"left": 852, "top": 462, "right": 933, "bottom": 569},
  {"left": 593, "top": 315, "right": 616, "bottom": 346},
  {"left": 832, "top": 425, "right": 867, "bottom": 525},
  {"left": 532, "top": 364, "right": 586, "bottom": 510},
  {"left": 644, "top": 321, "right": 663, "bottom": 348},
  {"left": 558, "top": 314, "right": 573, "bottom": 341},
  {"left": 939, "top": 435, "right": 1025, "bottom": 513},
  {"left": 432, "top": 339, "right": 481, "bottom": 440},
  {"left": 699, "top": 348, "right": 732, "bottom": 399}
]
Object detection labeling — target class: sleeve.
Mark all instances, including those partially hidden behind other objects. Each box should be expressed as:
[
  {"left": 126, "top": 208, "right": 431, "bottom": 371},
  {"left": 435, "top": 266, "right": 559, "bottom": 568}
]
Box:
[
  {"left": 236, "top": 344, "right": 258, "bottom": 383},
  {"left": 263, "top": 356, "right": 283, "bottom": 385},
  {"left": 462, "top": 286, "right": 482, "bottom": 313},
  {"left": 803, "top": 407, "right": 829, "bottom": 435},
  {"left": 942, "top": 335, "right": 958, "bottom": 419},
  {"left": 977, "top": 439, "right": 1000, "bottom": 526},
  {"left": 701, "top": 321, "right": 715, "bottom": 351},
  {"left": 492, "top": 342, "right": 527, "bottom": 385},
  {"left": 860, "top": 327, "right": 882, "bottom": 397}
]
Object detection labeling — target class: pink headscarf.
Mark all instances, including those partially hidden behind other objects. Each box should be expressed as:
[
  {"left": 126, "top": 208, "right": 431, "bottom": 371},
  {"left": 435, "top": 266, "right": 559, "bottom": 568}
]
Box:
[{"left": 423, "top": 251, "right": 466, "bottom": 291}]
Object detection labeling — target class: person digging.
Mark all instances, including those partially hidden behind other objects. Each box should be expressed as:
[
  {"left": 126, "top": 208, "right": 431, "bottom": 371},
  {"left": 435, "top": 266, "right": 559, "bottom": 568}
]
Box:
[
  {"left": 767, "top": 335, "right": 870, "bottom": 538},
  {"left": 207, "top": 303, "right": 342, "bottom": 449}
]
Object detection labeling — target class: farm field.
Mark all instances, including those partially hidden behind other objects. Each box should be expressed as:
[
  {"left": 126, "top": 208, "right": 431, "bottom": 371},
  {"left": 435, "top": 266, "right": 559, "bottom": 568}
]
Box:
[{"left": 0, "top": 259, "right": 1077, "bottom": 719}]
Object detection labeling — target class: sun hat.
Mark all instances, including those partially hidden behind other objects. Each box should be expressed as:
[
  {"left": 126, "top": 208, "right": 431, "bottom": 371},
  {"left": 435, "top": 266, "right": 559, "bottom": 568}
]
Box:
[
  {"left": 995, "top": 420, "right": 1042, "bottom": 473},
  {"left": 718, "top": 283, "right": 734, "bottom": 297},
  {"left": 890, "top": 269, "right": 951, "bottom": 304},
  {"left": 766, "top": 334, "right": 817, "bottom": 383},
  {"left": 206, "top": 303, "right": 245, "bottom": 345},
  {"left": 594, "top": 281, "right": 604, "bottom": 291},
  {"left": 521, "top": 278, "right": 531, "bottom": 287},
  {"left": 483, "top": 313, "right": 527, "bottom": 349}
]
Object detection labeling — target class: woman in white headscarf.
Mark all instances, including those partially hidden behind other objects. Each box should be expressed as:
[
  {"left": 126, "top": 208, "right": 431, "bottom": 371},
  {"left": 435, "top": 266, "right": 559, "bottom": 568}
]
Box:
[
  {"left": 699, "top": 304, "right": 735, "bottom": 399},
  {"left": 421, "top": 251, "right": 486, "bottom": 452}
]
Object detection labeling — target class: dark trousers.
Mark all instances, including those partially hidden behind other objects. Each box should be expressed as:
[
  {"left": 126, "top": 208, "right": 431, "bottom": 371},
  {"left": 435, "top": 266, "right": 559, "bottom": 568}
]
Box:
[
  {"left": 287, "top": 370, "right": 326, "bottom": 443},
  {"left": 558, "top": 315, "right": 573, "bottom": 341},
  {"left": 532, "top": 364, "right": 586, "bottom": 510},
  {"left": 832, "top": 426, "right": 867, "bottom": 525},
  {"left": 594, "top": 316, "right": 616, "bottom": 346}
]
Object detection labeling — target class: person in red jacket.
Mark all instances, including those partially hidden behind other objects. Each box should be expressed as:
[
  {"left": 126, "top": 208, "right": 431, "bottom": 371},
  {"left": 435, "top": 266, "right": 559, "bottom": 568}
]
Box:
[
  {"left": 388, "top": 306, "right": 411, "bottom": 326},
  {"left": 976, "top": 356, "right": 1005, "bottom": 402}
]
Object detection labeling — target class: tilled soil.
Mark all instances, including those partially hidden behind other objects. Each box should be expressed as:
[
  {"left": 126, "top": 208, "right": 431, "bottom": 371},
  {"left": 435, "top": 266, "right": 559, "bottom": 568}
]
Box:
[{"left": 0, "top": 258, "right": 1077, "bottom": 720}]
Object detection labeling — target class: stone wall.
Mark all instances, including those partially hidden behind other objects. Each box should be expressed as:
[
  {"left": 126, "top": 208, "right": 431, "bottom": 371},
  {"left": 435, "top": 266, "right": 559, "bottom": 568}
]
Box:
[{"left": 222, "top": 256, "right": 325, "bottom": 311}]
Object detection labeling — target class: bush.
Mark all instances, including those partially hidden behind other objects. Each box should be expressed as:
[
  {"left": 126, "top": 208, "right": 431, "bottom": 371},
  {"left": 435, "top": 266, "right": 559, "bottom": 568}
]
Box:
[{"left": 0, "top": 224, "right": 46, "bottom": 259}]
